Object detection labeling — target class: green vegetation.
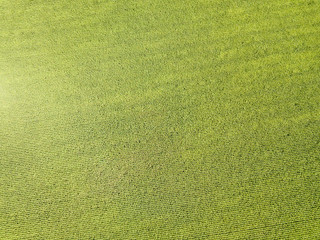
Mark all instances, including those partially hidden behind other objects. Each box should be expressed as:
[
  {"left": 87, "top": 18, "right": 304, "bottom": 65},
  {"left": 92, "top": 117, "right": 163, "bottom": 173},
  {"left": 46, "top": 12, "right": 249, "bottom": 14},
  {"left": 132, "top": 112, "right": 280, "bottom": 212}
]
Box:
[{"left": 1, "top": 0, "right": 320, "bottom": 239}]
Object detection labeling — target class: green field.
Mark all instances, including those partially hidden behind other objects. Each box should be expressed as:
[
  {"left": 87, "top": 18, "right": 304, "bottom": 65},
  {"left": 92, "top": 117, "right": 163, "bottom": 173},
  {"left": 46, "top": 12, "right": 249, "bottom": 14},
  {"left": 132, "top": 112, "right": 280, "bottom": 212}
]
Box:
[{"left": 1, "top": 0, "right": 320, "bottom": 239}]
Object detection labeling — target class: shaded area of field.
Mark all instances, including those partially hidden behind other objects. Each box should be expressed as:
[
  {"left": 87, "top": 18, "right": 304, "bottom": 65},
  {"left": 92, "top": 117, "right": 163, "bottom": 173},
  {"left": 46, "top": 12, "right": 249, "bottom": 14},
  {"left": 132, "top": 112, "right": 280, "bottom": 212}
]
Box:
[{"left": 1, "top": 0, "right": 320, "bottom": 239}]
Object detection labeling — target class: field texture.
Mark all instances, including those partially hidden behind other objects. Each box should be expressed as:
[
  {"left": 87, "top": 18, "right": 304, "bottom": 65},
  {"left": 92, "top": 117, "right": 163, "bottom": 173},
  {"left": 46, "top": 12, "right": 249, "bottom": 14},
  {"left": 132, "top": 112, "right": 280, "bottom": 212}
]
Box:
[{"left": 1, "top": 0, "right": 320, "bottom": 239}]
